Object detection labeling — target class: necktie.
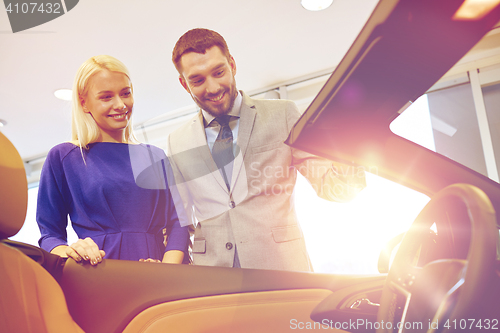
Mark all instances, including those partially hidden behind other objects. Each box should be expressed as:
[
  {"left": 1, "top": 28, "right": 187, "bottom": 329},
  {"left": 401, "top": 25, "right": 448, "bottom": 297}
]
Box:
[{"left": 212, "top": 115, "right": 234, "bottom": 190}]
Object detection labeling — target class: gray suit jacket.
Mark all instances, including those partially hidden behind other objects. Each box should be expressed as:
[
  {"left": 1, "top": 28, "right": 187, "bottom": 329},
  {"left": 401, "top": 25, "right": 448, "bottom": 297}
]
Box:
[{"left": 167, "top": 92, "right": 365, "bottom": 271}]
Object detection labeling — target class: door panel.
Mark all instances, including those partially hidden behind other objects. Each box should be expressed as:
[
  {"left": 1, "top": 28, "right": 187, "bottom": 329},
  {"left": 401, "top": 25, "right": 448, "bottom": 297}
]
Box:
[
  {"left": 122, "top": 289, "right": 340, "bottom": 333},
  {"left": 60, "top": 259, "right": 386, "bottom": 333}
]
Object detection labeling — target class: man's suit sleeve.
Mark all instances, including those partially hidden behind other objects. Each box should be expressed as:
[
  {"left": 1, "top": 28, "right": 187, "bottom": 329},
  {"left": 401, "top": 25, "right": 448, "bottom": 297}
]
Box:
[{"left": 285, "top": 101, "right": 366, "bottom": 203}]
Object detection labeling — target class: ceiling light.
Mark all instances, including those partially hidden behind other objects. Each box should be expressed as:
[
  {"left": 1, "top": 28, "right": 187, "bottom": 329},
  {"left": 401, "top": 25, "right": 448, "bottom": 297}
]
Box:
[
  {"left": 453, "top": 0, "right": 500, "bottom": 20},
  {"left": 0, "top": 119, "right": 6, "bottom": 127},
  {"left": 301, "top": 0, "right": 333, "bottom": 11},
  {"left": 54, "top": 89, "right": 73, "bottom": 101}
]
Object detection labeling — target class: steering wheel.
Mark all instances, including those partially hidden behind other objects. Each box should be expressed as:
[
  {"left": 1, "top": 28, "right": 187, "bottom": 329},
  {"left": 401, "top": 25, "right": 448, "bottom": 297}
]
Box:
[{"left": 376, "top": 184, "right": 498, "bottom": 333}]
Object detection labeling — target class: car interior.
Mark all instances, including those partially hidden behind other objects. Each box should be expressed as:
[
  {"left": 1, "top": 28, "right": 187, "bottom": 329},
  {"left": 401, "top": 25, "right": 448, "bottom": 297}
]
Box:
[{"left": 2, "top": 0, "right": 500, "bottom": 332}]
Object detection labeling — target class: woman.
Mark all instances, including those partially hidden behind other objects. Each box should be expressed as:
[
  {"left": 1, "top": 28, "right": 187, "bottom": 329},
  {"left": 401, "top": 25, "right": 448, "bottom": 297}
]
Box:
[{"left": 37, "top": 55, "right": 188, "bottom": 265}]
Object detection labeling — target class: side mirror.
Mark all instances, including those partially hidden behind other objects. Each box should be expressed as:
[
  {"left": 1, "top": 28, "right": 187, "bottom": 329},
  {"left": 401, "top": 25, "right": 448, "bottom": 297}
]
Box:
[{"left": 377, "top": 232, "right": 405, "bottom": 273}]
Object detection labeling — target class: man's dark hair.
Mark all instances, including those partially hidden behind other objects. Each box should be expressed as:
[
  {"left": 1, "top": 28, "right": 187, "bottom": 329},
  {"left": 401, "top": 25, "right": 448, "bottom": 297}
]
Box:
[{"left": 172, "top": 28, "right": 231, "bottom": 75}]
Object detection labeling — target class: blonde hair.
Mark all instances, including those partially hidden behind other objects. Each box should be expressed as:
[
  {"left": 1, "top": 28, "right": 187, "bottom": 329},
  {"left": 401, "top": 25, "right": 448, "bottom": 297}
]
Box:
[{"left": 70, "top": 55, "right": 138, "bottom": 148}]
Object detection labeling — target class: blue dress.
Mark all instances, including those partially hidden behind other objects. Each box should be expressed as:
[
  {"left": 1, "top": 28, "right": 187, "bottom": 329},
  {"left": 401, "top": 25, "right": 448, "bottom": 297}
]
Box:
[{"left": 37, "top": 142, "right": 188, "bottom": 261}]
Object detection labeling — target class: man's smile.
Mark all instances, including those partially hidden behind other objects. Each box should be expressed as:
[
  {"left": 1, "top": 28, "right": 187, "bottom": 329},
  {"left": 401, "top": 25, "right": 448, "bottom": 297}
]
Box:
[{"left": 207, "top": 91, "right": 225, "bottom": 103}]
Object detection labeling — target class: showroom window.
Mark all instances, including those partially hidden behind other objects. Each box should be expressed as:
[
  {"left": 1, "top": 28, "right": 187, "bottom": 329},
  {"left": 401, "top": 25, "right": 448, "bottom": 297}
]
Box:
[{"left": 391, "top": 65, "right": 500, "bottom": 183}]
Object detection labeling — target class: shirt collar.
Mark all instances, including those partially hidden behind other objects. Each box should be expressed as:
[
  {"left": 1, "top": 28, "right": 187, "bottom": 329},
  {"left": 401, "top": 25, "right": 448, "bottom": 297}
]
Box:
[{"left": 203, "top": 91, "right": 242, "bottom": 128}]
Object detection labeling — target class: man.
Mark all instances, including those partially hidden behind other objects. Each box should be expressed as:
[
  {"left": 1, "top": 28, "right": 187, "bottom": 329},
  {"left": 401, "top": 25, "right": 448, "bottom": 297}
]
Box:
[{"left": 167, "top": 28, "right": 365, "bottom": 271}]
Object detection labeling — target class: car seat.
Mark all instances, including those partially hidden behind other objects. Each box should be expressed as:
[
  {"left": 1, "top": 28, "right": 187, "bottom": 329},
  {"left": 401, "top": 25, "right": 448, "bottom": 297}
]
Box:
[{"left": 0, "top": 132, "right": 84, "bottom": 333}]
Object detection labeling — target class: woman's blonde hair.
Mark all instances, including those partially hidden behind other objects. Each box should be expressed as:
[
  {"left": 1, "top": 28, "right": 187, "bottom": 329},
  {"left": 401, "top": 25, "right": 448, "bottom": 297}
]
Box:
[{"left": 71, "top": 55, "right": 137, "bottom": 148}]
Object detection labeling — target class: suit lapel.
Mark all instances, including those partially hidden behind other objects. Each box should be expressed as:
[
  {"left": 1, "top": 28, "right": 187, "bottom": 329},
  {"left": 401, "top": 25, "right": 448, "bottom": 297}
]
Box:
[{"left": 231, "top": 93, "right": 256, "bottom": 191}]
